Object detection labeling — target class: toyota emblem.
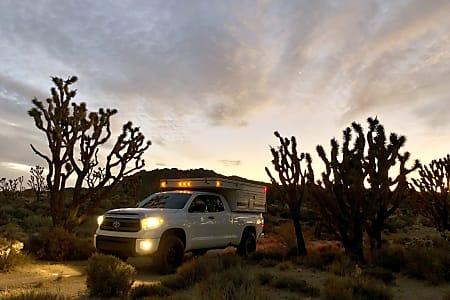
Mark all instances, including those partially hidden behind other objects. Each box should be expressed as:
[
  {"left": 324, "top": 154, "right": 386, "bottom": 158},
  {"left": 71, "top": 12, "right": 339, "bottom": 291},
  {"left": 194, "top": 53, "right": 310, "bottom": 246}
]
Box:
[{"left": 112, "top": 220, "right": 121, "bottom": 229}]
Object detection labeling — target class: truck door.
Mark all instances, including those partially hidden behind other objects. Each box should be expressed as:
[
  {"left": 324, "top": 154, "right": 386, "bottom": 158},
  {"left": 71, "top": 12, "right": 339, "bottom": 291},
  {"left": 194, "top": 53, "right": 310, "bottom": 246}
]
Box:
[
  {"left": 204, "top": 195, "right": 230, "bottom": 247},
  {"left": 187, "top": 195, "right": 214, "bottom": 249},
  {"left": 187, "top": 194, "right": 230, "bottom": 249}
]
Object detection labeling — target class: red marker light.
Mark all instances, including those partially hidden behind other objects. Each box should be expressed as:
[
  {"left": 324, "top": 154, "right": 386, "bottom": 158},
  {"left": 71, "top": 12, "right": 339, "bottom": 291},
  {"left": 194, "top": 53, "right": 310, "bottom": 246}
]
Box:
[{"left": 263, "top": 186, "right": 267, "bottom": 193}]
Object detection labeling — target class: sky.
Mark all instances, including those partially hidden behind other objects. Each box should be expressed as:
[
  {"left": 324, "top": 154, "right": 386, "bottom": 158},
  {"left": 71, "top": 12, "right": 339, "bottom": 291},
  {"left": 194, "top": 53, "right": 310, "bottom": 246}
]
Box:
[{"left": 0, "top": 0, "right": 449, "bottom": 184}]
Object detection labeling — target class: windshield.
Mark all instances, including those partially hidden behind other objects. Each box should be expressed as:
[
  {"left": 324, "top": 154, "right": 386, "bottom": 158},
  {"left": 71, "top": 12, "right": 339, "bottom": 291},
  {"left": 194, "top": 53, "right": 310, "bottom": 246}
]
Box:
[{"left": 137, "top": 193, "right": 191, "bottom": 209}]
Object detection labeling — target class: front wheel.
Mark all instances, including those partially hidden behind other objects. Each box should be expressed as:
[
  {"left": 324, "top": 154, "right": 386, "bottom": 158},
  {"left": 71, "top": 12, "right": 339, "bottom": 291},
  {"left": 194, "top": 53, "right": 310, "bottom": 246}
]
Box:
[
  {"left": 153, "top": 236, "right": 184, "bottom": 274},
  {"left": 237, "top": 231, "right": 256, "bottom": 257}
]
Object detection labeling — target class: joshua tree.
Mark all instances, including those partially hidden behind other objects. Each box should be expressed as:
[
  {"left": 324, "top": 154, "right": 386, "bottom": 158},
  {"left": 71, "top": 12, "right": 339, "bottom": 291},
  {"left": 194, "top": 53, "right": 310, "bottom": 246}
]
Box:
[
  {"left": 27, "top": 165, "right": 47, "bottom": 202},
  {"left": 314, "top": 122, "right": 368, "bottom": 262},
  {"left": 28, "top": 76, "right": 151, "bottom": 230},
  {"left": 265, "top": 131, "right": 313, "bottom": 256},
  {"left": 0, "top": 176, "right": 24, "bottom": 200},
  {"left": 364, "top": 118, "right": 419, "bottom": 249},
  {"left": 412, "top": 155, "right": 450, "bottom": 233},
  {"left": 312, "top": 118, "right": 418, "bottom": 261}
]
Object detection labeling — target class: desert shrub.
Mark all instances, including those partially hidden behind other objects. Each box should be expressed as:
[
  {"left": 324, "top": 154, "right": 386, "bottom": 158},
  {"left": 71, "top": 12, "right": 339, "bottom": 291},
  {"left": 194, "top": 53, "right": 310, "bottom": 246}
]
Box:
[
  {"left": 328, "top": 254, "right": 356, "bottom": 276},
  {"left": 259, "top": 258, "right": 278, "bottom": 268},
  {"left": 271, "top": 275, "right": 319, "bottom": 296},
  {"left": 294, "top": 250, "right": 344, "bottom": 270},
  {"left": 20, "top": 215, "right": 52, "bottom": 231},
  {"left": 0, "top": 223, "right": 28, "bottom": 242},
  {"left": 26, "top": 227, "right": 94, "bottom": 261},
  {"left": 442, "top": 290, "right": 450, "bottom": 300},
  {"left": 371, "top": 244, "right": 406, "bottom": 272},
  {"left": 86, "top": 253, "right": 136, "bottom": 298},
  {"left": 257, "top": 271, "right": 275, "bottom": 285},
  {"left": 0, "top": 290, "right": 67, "bottom": 300},
  {"left": 161, "top": 274, "right": 190, "bottom": 290},
  {"left": 175, "top": 253, "right": 241, "bottom": 287},
  {"left": 277, "top": 261, "right": 292, "bottom": 271},
  {"left": 130, "top": 283, "right": 172, "bottom": 299},
  {"left": 257, "top": 270, "right": 319, "bottom": 297},
  {"left": 194, "top": 265, "right": 267, "bottom": 300},
  {"left": 0, "top": 238, "right": 30, "bottom": 271},
  {"left": 403, "top": 245, "right": 450, "bottom": 284},
  {"left": 322, "top": 275, "right": 393, "bottom": 300},
  {"left": 249, "top": 250, "right": 285, "bottom": 264},
  {"left": 277, "top": 221, "right": 297, "bottom": 249},
  {"left": 364, "top": 267, "right": 395, "bottom": 284}
]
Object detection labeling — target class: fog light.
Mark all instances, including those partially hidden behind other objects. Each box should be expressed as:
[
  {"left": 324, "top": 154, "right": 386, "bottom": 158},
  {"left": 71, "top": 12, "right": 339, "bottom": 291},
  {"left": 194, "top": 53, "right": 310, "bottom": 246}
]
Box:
[{"left": 139, "top": 240, "right": 152, "bottom": 251}]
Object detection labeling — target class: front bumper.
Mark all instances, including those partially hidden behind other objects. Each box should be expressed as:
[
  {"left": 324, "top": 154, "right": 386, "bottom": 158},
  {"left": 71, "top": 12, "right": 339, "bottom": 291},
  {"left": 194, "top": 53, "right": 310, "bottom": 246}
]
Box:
[{"left": 94, "top": 234, "right": 160, "bottom": 256}]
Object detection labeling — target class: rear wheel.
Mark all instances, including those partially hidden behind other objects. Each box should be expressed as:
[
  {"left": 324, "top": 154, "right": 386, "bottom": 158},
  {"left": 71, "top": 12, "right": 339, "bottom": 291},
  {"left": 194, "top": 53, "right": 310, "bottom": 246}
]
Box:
[
  {"left": 237, "top": 231, "right": 256, "bottom": 257},
  {"left": 154, "top": 236, "right": 184, "bottom": 274}
]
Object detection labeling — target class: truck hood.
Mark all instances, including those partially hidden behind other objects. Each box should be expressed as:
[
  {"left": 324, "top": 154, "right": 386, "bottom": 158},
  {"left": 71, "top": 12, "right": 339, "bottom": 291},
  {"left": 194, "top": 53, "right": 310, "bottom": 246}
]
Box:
[{"left": 104, "top": 207, "right": 181, "bottom": 219}]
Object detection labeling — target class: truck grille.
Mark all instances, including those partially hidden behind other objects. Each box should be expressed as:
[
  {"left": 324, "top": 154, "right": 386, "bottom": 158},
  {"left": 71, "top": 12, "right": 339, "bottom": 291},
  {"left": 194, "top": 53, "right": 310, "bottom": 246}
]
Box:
[
  {"left": 96, "top": 235, "right": 136, "bottom": 256},
  {"left": 100, "top": 217, "right": 141, "bottom": 232}
]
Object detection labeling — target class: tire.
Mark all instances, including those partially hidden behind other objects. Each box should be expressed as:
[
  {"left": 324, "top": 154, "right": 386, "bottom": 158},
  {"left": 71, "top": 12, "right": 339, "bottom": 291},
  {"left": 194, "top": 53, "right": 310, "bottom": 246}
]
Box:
[
  {"left": 154, "top": 236, "right": 184, "bottom": 274},
  {"left": 237, "top": 231, "right": 256, "bottom": 257}
]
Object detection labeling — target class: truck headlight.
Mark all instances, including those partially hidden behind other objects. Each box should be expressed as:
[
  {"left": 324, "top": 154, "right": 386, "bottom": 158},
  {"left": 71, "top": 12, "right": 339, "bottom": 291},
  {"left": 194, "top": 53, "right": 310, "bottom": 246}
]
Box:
[
  {"left": 141, "top": 217, "right": 164, "bottom": 230},
  {"left": 97, "top": 215, "right": 104, "bottom": 226}
]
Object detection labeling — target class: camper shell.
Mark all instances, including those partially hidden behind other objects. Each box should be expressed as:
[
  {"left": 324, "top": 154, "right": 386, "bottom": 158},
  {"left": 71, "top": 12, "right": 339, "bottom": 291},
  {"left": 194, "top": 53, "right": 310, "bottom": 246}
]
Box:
[{"left": 159, "top": 177, "right": 267, "bottom": 213}]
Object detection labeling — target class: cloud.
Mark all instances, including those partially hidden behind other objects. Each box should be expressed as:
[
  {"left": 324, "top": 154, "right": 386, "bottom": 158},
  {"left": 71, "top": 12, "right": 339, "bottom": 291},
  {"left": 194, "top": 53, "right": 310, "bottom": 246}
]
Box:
[
  {"left": 219, "top": 160, "right": 241, "bottom": 167},
  {"left": 0, "top": 0, "right": 449, "bottom": 182}
]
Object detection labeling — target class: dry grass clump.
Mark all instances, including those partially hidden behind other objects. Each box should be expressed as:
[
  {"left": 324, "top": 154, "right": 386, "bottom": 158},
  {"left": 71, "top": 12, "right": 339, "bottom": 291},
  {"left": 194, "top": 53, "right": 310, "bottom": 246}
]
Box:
[
  {"left": 194, "top": 265, "right": 267, "bottom": 300},
  {"left": 27, "top": 227, "right": 94, "bottom": 261},
  {"left": 86, "top": 253, "right": 136, "bottom": 298},
  {"left": 129, "top": 283, "right": 172, "bottom": 299},
  {"left": 322, "top": 275, "right": 393, "bottom": 300},
  {"left": 0, "top": 290, "right": 67, "bottom": 300},
  {"left": 402, "top": 244, "right": 450, "bottom": 284},
  {"left": 257, "top": 271, "right": 319, "bottom": 297},
  {"left": 161, "top": 253, "right": 241, "bottom": 290},
  {"left": 0, "top": 238, "right": 30, "bottom": 272},
  {"left": 372, "top": 240, "right": 450, "bottom": 284}
]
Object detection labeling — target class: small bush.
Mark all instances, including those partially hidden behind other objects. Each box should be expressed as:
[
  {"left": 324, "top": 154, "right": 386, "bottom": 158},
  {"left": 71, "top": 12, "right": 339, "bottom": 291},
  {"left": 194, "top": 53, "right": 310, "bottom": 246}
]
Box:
[
  {"left": 328, "top": 255, "right": 355, "bottom": 276},
  {"left": 175, "top": 253, "right": 241, "bottom": 287},
  {"left": 26, "top": 227, "right": 94, "bottom": 261},
  {"left": 194, "top": 265, "right": 267, "bottom": 300},
  {"left": 442, "top": 290, "right": 450, "bottom": 300},
  {"left": 364, "top": 267, "right": 395, "bottom": 284},
  {"left": 257, "top": 270, "right": 319, "bottom": 297},
  {"left": 0, "top": 291, "right": 67, "bottom": 300},
  {"left": 257, "top": 271, "right": 274, "bottom": 285},
  {"left": 322, "top": 275, "right": 393, "bottom": 300},
  {"left": 271, "top": 275, "right": 319, "bottom": 296},
  {"left": 0, "top": 238, "right": 30, "bottom": 271},
  {"left": 403, "top": 245, "right": 450, "bottom": 284},
  {"left": 249, "top": 250, "right": 285, "bottom": 264},
  {"left": 372, "top": 244, "right": 406, "bottom": 272},
  {"left": 161, "top": 274, "right": 189, "bottom": 290},
  {"left": 277, "top": 261, "right": 292, "bottom": 271},
  {"left": 86, "top": 253, "right": 136, "bottom": 298},
  {"left": 20, "top": 215, "right": 52, "bottom": 231},
  {"left": 0, "top": 223, "right": 28, "bottom": 242},
  {"left": 130, "top": 283, "right": 172, "bottom": 299},
  {"left": 294, "top": 250, "right": 343, "bottom": 270},
  {"left": 277, "top": 221, "right": 297, "bottom": 249}
]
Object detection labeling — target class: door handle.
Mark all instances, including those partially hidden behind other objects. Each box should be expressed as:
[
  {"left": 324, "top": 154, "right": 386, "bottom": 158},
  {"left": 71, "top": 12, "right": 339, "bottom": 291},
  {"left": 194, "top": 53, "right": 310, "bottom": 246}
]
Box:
[{"left": 208, "top": 216, "right": 215, "bottom": 220}]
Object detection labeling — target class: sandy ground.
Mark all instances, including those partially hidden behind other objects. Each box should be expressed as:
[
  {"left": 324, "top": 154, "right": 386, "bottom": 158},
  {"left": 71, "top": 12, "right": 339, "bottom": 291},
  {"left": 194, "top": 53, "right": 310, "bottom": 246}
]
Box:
[
  {"left": 1, "top": 258, "right": 449, "bottom": 300},
  {"left": 1, "top": 236, "right": 449, "bottom": 300}
]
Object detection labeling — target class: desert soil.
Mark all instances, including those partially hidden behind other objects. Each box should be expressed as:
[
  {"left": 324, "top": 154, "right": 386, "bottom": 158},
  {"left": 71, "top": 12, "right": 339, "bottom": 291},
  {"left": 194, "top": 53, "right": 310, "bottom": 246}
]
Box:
[{"left": 1, "top": 256, "right": 449, "bottom": 300}]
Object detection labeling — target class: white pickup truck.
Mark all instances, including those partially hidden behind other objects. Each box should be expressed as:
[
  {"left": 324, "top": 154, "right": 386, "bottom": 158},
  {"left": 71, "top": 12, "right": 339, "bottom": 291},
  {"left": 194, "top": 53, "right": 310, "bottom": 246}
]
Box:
[{"left": 94, "top": 177, "right": 266, "bottom": 273}]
